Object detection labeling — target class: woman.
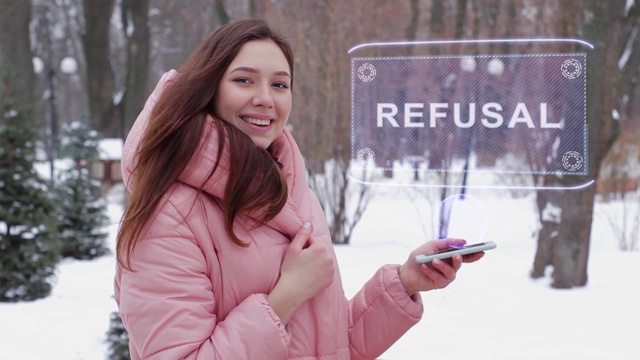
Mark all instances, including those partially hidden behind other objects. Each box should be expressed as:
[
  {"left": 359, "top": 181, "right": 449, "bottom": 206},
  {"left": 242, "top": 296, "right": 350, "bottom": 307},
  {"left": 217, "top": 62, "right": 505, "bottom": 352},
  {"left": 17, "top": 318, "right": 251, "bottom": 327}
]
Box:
[{"left": 115, "top": 18, "right": 484, "bottom": 360}]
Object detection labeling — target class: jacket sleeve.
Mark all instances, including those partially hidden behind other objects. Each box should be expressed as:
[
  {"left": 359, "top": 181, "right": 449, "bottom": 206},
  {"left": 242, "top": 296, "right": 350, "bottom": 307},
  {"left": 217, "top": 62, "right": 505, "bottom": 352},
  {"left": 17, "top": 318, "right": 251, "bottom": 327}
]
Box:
[
  {"left": 115, "top": 200, "right": 291, "bottom": 359},
  {"left": 347, "top": 264, "right": 424, "bottom": 360}
]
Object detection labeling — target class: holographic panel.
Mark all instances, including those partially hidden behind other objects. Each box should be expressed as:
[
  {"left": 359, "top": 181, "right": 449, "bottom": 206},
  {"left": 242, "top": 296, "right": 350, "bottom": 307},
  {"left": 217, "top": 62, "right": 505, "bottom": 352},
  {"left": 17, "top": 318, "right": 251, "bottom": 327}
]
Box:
[{"left": 351, "top": 53, "right": 587, "bottom": 181}]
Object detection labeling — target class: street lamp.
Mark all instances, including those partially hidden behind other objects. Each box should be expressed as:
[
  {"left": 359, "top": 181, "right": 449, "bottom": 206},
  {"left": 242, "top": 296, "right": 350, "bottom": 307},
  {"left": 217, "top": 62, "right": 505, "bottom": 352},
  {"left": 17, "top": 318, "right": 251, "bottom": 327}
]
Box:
[
  {"left": 33, "top": 55, "right": 57, "bottom": 181},
  {"left": 459, "top": 57, "right": 504, "bottom": 197},
  {"left": 32, "top": 57, "right": 45, "bottom": 76},
  {"left": 32, "top": 55, "right": 78, "bottom": 182},
  {"left": 487, "top": 58, "right": 505, "bottom": 76},
  {"left": 439, "top": 57, "right": 504, "bottom": 239},
  {"left": 58, "top": 56, "right": 78, "bottom": 130},
  {"left": 60, "top": 57, "right": 78, "bottom": 75}
]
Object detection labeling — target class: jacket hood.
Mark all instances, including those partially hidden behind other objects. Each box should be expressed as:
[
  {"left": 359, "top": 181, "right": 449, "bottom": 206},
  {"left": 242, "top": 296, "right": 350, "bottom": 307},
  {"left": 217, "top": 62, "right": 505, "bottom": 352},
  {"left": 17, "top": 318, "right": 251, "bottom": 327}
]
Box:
[{"left": 122, "top": 70, "right": 311, "bottom": 240}]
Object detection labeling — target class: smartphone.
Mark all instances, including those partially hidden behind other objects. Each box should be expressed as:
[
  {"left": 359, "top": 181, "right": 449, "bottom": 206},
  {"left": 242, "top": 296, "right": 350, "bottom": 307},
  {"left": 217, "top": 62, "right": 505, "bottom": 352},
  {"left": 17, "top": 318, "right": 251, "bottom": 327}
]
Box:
[{"left": 414, "top": 241, "right": 497, "bottom": 264}]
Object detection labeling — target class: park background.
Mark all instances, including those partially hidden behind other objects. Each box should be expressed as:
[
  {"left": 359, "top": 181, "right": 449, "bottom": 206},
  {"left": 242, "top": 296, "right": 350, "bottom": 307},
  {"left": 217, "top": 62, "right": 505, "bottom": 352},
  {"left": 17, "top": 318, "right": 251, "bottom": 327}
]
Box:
[{"left": 1, "top": 0, "right": 639, "bottom": 359}]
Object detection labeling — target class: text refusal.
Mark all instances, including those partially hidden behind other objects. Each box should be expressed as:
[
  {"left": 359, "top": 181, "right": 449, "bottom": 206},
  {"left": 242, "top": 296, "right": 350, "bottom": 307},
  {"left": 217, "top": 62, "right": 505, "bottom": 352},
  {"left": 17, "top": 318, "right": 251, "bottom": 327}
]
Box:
[
  {"left": 377, "top": 102, "right": 561, "bottom": 129},
  {"left": 350, "top": 53, "right": 588, "bottom": 176}
]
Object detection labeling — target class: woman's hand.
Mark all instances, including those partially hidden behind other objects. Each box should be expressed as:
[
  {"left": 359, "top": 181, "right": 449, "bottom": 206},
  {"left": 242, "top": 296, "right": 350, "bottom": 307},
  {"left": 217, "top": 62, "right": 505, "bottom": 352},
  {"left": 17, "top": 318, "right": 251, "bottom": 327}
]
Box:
[
  {"left": 267, "top": 222, "right": 335, "bottom": 324},
  {"left": 399, "top": 238, "right": 484, "bottom": 296}
]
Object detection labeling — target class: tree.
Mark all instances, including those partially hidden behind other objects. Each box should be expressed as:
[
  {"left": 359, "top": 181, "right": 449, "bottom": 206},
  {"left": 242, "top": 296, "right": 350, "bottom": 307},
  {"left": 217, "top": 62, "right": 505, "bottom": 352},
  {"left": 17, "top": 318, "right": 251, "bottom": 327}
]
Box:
[
  {"left": 121, "top": 0, "right": 151, "bottom": 139},
  {"left": 531, "top": 0, "right": 640, "bottom": 288},
  {"left": 0, "top": 88, "right": 60, "bottom": 302},
  {"left": 0, "top": 0, "right": 35, "bottom": 120},
  {"left": 0, "top": 0, "right": 60, "bottom": 302},
  {"left": 106, "top": 311, "right": 130, "bottom": 360},
  {"left": 81, "top": 0, "right": 118, "bottom": 136},
  {"left": 215, "top": 0, "right": 230, "bottom": 25},
  {"left": 54, "top": 121, "right": 110, "bottom": 260}
]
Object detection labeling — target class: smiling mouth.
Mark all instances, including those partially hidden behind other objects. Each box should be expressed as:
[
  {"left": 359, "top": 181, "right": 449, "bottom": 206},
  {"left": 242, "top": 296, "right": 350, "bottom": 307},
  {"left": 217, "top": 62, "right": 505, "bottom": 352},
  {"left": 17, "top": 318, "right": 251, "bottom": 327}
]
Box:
[{"left": 241, "top": 116, "right": 271, "bottom": 126}]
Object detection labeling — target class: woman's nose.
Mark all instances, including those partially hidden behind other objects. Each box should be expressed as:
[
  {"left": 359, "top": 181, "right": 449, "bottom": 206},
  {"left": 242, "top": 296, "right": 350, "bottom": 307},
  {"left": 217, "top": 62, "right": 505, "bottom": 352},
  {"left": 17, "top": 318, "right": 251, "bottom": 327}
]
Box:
[{"left": 252, "top": 85, "right": 274, "bottom": 108}]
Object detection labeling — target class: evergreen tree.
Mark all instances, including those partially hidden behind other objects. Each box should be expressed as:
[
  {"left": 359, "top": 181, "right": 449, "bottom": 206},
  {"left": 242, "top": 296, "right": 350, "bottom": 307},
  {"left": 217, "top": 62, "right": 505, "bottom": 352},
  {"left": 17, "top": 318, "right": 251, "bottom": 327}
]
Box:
[
  {"left": 55, "top": 121, "right": 109, "bottom": 260},
  {"left": 105, "top": 311, "right": 131, "bottom": 360},
  {"left": 0, "top": 94, "right": 60, "bottom": 302}
]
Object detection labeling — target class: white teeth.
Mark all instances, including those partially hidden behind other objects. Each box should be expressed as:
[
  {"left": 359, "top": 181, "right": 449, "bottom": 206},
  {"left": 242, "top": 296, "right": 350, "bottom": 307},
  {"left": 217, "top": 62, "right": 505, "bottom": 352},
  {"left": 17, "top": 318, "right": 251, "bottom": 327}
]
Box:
[{"left": 242, "top": 116, "right": 270, "bottom": 126}]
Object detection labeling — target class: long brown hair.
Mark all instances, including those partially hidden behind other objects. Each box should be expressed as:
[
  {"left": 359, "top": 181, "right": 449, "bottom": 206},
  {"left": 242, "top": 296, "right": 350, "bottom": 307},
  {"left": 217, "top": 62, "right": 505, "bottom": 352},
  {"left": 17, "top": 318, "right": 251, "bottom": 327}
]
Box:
[{"left": 117, "top": 18, "right": 294, "bottom": 270}]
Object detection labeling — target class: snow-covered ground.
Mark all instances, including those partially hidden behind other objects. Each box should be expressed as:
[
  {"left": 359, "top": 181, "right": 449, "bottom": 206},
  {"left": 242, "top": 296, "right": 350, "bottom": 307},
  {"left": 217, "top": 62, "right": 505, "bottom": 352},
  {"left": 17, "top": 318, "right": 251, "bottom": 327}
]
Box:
[{"left": 1, "top": 177, "right": 638, "bottom": 359}]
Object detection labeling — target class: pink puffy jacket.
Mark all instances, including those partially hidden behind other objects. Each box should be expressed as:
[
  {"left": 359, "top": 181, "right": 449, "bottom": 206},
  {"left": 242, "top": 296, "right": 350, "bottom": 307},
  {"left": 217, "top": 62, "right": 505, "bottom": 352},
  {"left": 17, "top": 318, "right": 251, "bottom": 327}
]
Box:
[{"left": 114, "top": 70, "right": 423, "bottom": 359}]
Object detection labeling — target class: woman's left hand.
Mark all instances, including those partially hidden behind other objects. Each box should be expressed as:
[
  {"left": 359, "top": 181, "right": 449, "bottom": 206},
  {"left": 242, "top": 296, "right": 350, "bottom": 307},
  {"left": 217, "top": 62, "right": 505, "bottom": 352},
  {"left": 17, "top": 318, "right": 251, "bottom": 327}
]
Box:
[{"left": 399, "top": 238, "right": 485, "bottom": 296}]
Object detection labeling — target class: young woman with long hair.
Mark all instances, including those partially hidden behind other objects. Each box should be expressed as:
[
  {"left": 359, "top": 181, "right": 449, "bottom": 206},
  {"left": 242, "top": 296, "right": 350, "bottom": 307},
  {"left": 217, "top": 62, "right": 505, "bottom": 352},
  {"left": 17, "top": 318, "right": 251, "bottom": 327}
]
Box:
[{"left": 114, "top": 18, "right": 484, "bottom": 360}]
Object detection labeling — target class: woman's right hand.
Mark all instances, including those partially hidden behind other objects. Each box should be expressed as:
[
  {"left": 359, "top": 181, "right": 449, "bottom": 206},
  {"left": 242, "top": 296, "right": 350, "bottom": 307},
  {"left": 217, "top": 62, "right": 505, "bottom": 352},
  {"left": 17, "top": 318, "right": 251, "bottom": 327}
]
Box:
[{"left": 267, "top": 222, "right": 335, "bottom": 325}]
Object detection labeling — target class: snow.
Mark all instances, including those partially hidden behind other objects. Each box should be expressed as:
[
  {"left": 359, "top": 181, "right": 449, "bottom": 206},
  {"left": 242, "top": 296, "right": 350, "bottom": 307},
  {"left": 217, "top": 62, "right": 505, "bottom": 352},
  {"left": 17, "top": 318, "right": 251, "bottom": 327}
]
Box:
[
  {"left": 32, "top": 57, "right": 45, "bottom": 75},
  {"left": 126, "top": 10, "right": 135, "bottom": 37},
  {"left": 618, "top": 27, "right": 638, "bottom": 70},
  {"left": 541, "top": 201, "right": 562, "bottom": 223},
  {"left": 33, "top": 159, "right": 75, "bottom": 180},
  {"left": 1, "top": 178, "right": 639, "bottom": 359},
  {"left": 98, "top": 139, "right": 124, "bottom": 161},
  {"left": 625, "top": 0, "right": 636, "bottom": 17}
]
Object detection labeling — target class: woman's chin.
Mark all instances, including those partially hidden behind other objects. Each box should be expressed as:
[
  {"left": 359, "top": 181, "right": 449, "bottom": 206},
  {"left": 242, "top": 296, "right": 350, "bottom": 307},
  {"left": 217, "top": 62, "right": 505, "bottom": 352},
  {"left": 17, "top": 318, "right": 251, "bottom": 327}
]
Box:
[{"left": 250, "top": 137, "right": 272, "bottom": 149}]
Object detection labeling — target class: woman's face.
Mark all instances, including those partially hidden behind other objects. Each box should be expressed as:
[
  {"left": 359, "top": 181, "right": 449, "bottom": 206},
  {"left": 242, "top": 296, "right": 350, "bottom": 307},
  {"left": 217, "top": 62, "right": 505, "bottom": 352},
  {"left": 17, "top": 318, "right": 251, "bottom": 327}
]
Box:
[{"left": 215, "top": 39, "right": 292, "bottom": 149}]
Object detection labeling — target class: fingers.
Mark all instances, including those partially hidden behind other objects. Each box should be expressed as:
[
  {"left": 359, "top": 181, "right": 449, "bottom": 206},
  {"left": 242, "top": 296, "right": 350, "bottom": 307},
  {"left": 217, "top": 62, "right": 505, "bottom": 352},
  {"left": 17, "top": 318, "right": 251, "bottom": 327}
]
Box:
[
  {"left": 289, "top": 222, "right": 312, "bottom": 251},
  {"left": 427, "top": 238, "right": 467, "bottom": 252},
  {"left": 452, "top": 254, "right": 463, "bottom": 271},
  {"left": 413, "top": 239, "right": 486, "bottom": 292},
  {"left": 429, "top": 239, "right": 452, "bottom": 251},
  {"left": 420, "top": 258, "right": 457, "bottom": 290},
  {"left": 461, "top": 252, "right": 485, "bottom": 263},
  {"left": 443, "top": 238, "right": 467, "bottom": 248},
  {"left": 432, "top": 258, "right": 457, "bottom": 280}
]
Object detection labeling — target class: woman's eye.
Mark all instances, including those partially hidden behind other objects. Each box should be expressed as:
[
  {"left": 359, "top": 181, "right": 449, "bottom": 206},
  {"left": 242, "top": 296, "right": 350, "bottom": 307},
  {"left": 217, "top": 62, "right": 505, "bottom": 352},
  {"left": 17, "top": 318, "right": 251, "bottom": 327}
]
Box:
[
  {"left": 273, "top": 82, "right": 289, "bottom": 89},
  {"left": 233, "top": 78, "right": 252, "bottom": 84}
]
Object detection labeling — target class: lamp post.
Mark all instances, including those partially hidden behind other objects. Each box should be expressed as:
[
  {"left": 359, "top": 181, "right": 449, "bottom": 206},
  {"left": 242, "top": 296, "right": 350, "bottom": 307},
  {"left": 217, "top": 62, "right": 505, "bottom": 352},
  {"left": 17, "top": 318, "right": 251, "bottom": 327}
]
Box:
[
  {"left": 439, "top": 57, "right": 504, "bottom": 239},
  {"left": 459, "top": 57, "right": 504, "bottom": 197},
  {"left": 33, "top": 55, "right": 78, "bottom": 182},
  {"left": 59, "top": 56, "right": 78, "bottom": 124},
  {"left": 32, "top": 56, "right": 56, "bottom": 181}
]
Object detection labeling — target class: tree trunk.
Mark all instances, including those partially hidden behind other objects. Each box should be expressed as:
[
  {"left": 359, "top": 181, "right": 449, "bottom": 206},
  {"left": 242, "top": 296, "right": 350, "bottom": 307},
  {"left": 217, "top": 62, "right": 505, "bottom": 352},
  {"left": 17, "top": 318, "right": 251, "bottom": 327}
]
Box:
[
  {"left": 81, "top": 0, "right": 117, "bottom": 136},
  {"left": 0, "top": 0, "right": 34, "bottom": 114},
  {"left": 532, "top": 0, "right": 639, "bottom": 288},
  {"left": 530, "top": 190, "right": 556, "bottom": 278},
  {"left": 121, "top": 0, "right": 150, "bottom": 139},
  {"left": 215, "top": 0, "right": 230, "bottom": 25},
  {"left": 553, "top": 187, "right": 595, "bottom": 287}
]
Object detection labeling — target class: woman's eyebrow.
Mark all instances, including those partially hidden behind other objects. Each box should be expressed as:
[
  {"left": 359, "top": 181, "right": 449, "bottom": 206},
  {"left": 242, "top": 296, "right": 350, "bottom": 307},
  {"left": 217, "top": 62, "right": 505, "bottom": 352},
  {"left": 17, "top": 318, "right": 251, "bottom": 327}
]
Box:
[{"left": 229, "top": 66, "right": 291, "bottom": 78}]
